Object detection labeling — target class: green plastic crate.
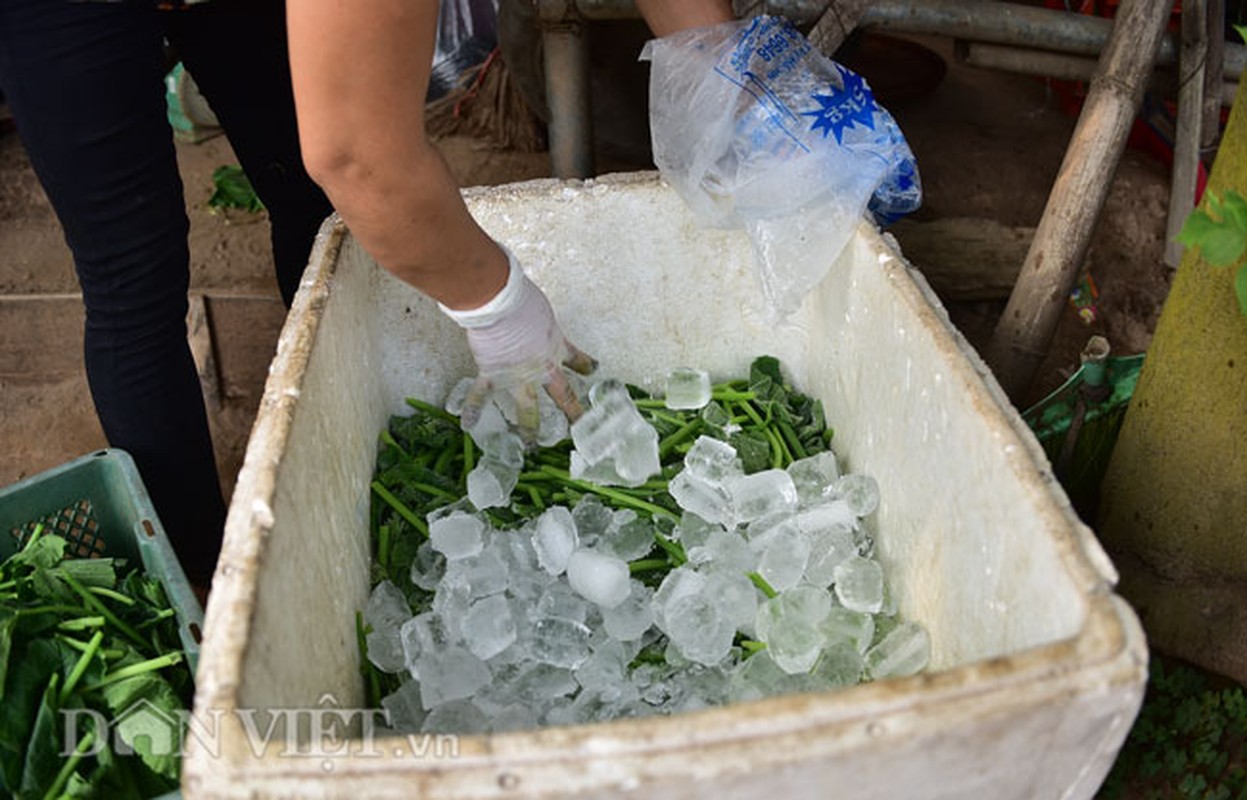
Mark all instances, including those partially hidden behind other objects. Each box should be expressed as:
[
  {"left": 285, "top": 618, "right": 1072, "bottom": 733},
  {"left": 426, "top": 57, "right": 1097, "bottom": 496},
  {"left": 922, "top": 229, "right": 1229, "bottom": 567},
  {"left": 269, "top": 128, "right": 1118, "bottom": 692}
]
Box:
[{"left": 0, "top": 448, "right": 204, "bottom": 671}]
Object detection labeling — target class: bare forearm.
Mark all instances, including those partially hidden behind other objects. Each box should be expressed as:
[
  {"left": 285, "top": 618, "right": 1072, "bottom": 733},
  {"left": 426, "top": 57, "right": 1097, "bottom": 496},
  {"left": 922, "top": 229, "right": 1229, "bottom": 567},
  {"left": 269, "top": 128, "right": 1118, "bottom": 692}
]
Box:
[
  {"left": 286, "top": 0, "right": 507, "bottom": 310},
  {"left": 635, "top": 0, "right": 734, "bottom": 37}
]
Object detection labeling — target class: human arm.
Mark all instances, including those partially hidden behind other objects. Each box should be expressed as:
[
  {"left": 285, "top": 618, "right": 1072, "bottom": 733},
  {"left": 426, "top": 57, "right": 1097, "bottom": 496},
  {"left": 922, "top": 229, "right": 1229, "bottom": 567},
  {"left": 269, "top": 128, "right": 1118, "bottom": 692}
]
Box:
[
  {"left": 286, "top": 0, "right": 592, "bottom": 439},
  {"left": 634, "top": 0, "right": 735, "bottom": 37}
]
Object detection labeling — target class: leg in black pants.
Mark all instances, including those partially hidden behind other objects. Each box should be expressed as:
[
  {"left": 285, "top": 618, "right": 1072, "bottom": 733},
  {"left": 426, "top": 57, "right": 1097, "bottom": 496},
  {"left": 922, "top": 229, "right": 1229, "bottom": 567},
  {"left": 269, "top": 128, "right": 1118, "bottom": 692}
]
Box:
[
  {"left": 169, "top": 0, "right": 334, "bottom": 306},
  {"left": 0, "top": 0, "right": 330, "bottom": 584}
]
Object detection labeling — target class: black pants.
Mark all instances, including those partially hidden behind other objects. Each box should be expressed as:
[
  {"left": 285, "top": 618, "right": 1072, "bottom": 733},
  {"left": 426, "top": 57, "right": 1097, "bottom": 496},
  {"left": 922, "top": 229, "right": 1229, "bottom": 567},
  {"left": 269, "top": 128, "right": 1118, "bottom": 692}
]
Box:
[{"left": 0, "top": 0, "right": 333, "bottom": 584}]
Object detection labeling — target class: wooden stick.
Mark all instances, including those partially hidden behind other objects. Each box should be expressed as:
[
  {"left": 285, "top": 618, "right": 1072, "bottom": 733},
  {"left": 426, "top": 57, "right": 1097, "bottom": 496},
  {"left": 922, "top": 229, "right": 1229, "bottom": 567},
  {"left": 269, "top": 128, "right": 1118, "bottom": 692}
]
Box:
[{"left": 984, "top": 0, "right": 1174, "bottom": 400}]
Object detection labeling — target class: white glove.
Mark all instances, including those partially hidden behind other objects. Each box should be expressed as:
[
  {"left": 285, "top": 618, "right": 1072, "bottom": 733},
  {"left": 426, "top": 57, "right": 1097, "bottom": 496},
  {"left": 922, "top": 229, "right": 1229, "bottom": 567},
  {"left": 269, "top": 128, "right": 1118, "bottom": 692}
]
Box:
[{"left": 440, "top": 249, "right": 595, "bottom": 444}]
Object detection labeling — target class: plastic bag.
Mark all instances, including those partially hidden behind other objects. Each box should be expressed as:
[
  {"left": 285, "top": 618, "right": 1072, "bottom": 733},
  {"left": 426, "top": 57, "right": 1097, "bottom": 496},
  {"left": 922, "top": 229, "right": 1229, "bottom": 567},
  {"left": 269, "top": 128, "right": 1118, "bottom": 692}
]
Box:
[
  {"left": 428, "top": 0, "right": 499, "bottom": 101},
  {"left": 641, "top": 16, "right": 921, "bottom": 315}
]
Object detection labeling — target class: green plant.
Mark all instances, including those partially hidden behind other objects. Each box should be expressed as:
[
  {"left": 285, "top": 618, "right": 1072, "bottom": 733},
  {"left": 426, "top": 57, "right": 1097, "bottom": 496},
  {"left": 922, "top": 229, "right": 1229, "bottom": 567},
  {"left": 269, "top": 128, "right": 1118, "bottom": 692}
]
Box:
[
  {"left": 0, "top": 525, "right": 194, "bottom": 798},
  {"left": 360, "top": 356, "right": 843, "bottom": 706},
  {"left": 1175, "top": 189, "right": 1247, "bottom": 317},
  {"left": 207, "top": 164, "right": 264, "bottom": 213},
  {"left": 1099, "top": 655, "right": 1247, "bottom": 800}
]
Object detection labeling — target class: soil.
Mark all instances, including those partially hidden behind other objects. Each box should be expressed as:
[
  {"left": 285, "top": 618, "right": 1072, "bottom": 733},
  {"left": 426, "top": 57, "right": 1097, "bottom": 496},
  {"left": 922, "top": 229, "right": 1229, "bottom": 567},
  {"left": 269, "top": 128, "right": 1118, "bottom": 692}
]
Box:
[{"left": 0, "top": 33, "right": 1176, "bottom": 510}]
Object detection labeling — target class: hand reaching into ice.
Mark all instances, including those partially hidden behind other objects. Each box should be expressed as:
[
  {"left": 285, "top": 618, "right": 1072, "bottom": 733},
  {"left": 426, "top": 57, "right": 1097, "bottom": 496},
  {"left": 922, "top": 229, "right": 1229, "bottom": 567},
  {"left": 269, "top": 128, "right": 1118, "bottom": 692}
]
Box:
[{"left": 440, "top": 249, "right": 596, "bottom": 446}]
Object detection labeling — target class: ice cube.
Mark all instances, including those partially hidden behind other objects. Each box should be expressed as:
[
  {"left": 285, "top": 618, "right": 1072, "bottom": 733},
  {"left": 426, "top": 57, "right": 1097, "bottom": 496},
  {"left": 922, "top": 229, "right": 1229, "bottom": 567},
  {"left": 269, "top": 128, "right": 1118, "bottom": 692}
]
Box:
[
  {"left": 488, "top": 704, "right": 541, "bottom": 734},
  {"left": 833, "top": 555, "right": 885, "bottom": 613},
  {"left": 598, "top": 510, "right": 656, "bottom": 562},
  {"left": 364, "top": 580, "right": 411, "bottom": 633},
  {"left": 673, "top": 511, "right": 718, "bottom": 549},
  {"left": 570, "top": 451, "right": 628, "bottom": 486},
  {"left": 443, "top": 377, "right": 476, "bottom": 416},
  {"left": 664, "top": 367, "right": 712, "bottom": 410},
  {"left": 687, "top": 528, "right": 757, "bottom": 575},
  {"left": 430, "top": 581, "right": 471, "bottom": 641},
  {"left": 463, "top": 396, "right": 510, "bottom": 448},
  {"left": 530, "top": 616, "right": 593, "bottom": 669},
  {"left": 600, "top": 581, "right": 656, "bottom": 641},
  {"left": 664, "top": 592, "right": 736, "bottom": 666},
  {"left": 832, "top": 474, "right": 881, "bottom": 518},
  {"left": 726, "top": 469, "right": 798, "bottom": 524},
  {"left": 415, "top": 646, "right": 492, "bottom": 709},
  {"left": 669, "top": 470, "right": 733, "bottom": 527},
  {"left": 461, "top": 594, "right": 518, "bottom": 660},
  {"left": 365, "top": 628, "right": 406, "bottom": 674},
  {"left": 786, "top": 450, "right": 841, "bottom": 507},
  {"left": 699, "top": 401, "right": 737, "bottom": 436},
  {"left": 535, "top": 580, "right": 589, "bottom": 624},
  {"left": 682, "top": 436, "right": 742, "bottom": 483},
  {"left": 532, "top": 506, "right": 578, "bottom": 575},
  {"left": 745, "top": 512, "right": 798, "bottom": 552},
  {"left": 671, "top": 663, "right": 731, "bottom": 711},
  {"left": 536, "top": 390, "right": 571, "bottom": 447},
  {"left": 795, "top": 500, "right": 857, "bottom": 535},
  {"left": 380, "top": 679, "right": 426, "bottom": 732},
  {"left": 488, "top": 663, "right": 578, "bottom": 707},
  {"left": 704, "top": 568, "right": 759, "bottom": 633},
  {"left": 819, "top": 605, "right": 876, "bottom": 655},
  {"left": 409, "top": 540, "right": 447, "bottom": 592},
  {"left": 762, "top": 615, "right": 825, "bottom": 675},
  {"left": 425, "top": 497, "right": 474, "bottom": 526},
  {"left": 566, "top": 549, "right": 631, "bottom": 609},
  {"left": 803, "top": 522, "right": 857, "bottom": 588},
  {"left": 444, "top": 549, "right": 509, "bottom": 599},
  {"left": 651, "top": 566, "right": 707, "bottom": 635},
  {"left": 756, "top": 525, "right": 811, "bottom": 592},
  {"left": 864, "top": 621, "right": 931, "bottom": 679},
  {"left": 421, "top": 699, "right": 490, "bottom": 735},
  {"left": 400, "top": 612, "right": 455, "bottom": 671},
  {"left": 571, "top": 496, "right": 613, "bottom": 546},
  {"left": 782, "top": 585, "right": 834, "bottom": 626},
  {"left": 495, "top": 527, "right": 538, "bottom": 575},
  {"left": 570, "top": 381, "right": 644, "bottom": 464},
  {"left": 808, "top": 640, "right": 864, "bottom": 689},
  {"left": 728, "top": 651, "right": 805, "bottom": 703},
  {"left": 612, "top": 424, "right": 661, "bottom": 484},
  {"left": 754, "top": 588, "right": 832, "bottom": 675},
  {"left": 573, "top": 640, "right": 630, "bottom": 692},
  {"left": 429, "top": 511, "right": 486, "bottom": 561},
  {"left": 466, "top": 457, "right": 519, "bottom": 509}
]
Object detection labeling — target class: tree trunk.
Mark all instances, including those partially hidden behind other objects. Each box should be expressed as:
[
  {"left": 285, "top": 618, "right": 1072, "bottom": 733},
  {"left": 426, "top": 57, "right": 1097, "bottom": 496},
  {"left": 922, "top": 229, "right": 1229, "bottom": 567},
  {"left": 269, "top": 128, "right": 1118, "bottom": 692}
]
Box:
[{"left": 1096, "top": 81, "right": 1247, "bottom": 684}]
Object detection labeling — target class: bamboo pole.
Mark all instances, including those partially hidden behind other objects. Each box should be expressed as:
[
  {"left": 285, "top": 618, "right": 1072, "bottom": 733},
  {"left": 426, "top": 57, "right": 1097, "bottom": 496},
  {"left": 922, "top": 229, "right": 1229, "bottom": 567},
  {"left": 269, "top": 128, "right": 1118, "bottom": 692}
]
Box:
[
  {"left": 1164, "top": 0, "right": 1209, "bottom": 268},
  {"left": 983, "top": 0, "right": 1174, "bottom": 400}
]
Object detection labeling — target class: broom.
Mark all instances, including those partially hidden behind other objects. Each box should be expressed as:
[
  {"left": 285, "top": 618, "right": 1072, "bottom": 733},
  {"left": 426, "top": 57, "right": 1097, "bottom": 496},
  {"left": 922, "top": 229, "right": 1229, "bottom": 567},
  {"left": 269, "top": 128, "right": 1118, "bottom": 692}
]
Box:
[{"left": 425, "top": 48, "right": 547, "bottom": 153}]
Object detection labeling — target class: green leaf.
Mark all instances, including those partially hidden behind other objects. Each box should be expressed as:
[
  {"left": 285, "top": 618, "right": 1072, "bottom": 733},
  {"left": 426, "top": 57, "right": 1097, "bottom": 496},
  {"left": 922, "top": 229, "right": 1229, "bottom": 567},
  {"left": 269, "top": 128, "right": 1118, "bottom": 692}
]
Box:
[
  {"left": 0, "top": 638, "right": 61, "bottom": 792},
  {"left": 0, "top": 610, "right": 15, "bottom": 703},
  {"left": 729, "top": 430, "right": 772, "bottom": 474},
  {"left": 1177, "top": 192, "right": 1247, "bottom": 267},
  {"left": 55, "top": 558, "right": 118, "bottom": 590},
  {"left": 1235, "top": 24, "right": 1247, "bottom": 44},
  {"left": 101, "top": 674, "right": 184, "bottom": 781},
  {"left": 1235, "top": 264, "right": 1247, "bottom": 317},
  {"left": 207, "top": 165, "right": 264, "bottom": 213},
  {"left": 12, "top": 535, "right": 67, "bottom": 574},
  {"left": 18, "top": 673, "right": 63, "bottom": 797}
]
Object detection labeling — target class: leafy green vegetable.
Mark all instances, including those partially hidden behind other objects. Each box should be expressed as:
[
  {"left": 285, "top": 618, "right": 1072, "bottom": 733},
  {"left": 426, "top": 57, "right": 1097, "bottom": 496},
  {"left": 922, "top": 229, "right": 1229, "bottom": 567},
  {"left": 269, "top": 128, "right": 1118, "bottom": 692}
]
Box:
[
  {"left": 365, "top": 356, "right": 837, "bottom": 698},
  {"left": 1099, "top": 655, "right": 1247, "bottom": 799},
  {"left": 207, "top": 164, "right": 264, "bottom": 214},
  {"left": 0, "top": 527, "right": 194, "bottom": 798}
]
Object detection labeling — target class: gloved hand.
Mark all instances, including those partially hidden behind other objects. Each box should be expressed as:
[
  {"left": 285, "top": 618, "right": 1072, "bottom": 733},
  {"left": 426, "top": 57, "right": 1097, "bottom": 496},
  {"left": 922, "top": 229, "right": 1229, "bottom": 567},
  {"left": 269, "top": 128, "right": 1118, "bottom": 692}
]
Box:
[{"left": 440, "top": 248, "right": 596, "bottom": 446}]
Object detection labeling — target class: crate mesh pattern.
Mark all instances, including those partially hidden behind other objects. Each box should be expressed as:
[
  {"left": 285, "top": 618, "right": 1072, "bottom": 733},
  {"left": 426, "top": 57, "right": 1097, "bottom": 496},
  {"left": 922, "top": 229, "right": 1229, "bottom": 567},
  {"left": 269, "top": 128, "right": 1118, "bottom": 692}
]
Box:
[{"left": 9, "top": 497, "right": 108, "bottom": 558}]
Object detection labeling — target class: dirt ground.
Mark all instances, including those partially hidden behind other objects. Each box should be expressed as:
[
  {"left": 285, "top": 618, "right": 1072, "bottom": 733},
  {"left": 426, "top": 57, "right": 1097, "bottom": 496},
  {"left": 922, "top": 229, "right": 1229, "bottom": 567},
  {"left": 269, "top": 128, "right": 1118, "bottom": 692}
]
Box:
[{"left": 0, "top": 33, "right": 1175, "bottom": 512}]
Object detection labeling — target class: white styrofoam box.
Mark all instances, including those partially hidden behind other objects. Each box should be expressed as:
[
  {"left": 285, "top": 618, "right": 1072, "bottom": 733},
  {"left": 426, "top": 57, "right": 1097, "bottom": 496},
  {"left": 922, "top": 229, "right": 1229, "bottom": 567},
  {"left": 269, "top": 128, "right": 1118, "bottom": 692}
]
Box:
[{"left": 185, "top": 172, "right": 1145, "bottom": 799}]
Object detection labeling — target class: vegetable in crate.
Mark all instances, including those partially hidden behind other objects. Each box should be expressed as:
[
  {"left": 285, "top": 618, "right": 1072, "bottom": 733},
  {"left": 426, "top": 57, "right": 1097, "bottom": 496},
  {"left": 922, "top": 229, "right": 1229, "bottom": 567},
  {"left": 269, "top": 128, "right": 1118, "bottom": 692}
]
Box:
[
  {"left": 0, "top": 526, "right": 194, "bottom": 798},
  {"left": 364, "top": 356, "right": 930, "bottom": 734}
]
